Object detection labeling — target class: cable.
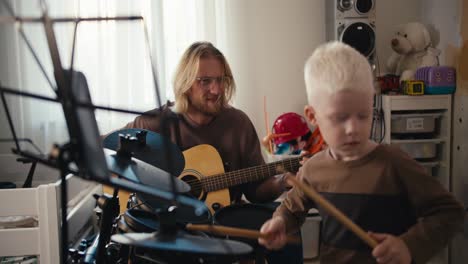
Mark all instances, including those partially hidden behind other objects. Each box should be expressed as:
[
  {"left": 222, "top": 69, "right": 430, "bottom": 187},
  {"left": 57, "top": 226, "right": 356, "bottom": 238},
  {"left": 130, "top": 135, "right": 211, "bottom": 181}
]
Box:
[{"left": 0, "top": 138, "right": 45, "bottom": 155}]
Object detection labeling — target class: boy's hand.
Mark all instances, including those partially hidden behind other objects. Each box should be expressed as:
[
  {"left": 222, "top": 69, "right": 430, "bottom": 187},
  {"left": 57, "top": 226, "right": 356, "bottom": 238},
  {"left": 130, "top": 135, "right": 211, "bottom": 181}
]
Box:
[
  {"left": 281, "top": 172, "right": 295, "bottom": 189},
  {"left": 369, "top": 232, "right": 411, "bottom": 264},
  {"left": 299, "top": 150, "right": 311, "bottom": 165},
  {"left": 258, "top": 216, "right": 287, "bottom": 250}
]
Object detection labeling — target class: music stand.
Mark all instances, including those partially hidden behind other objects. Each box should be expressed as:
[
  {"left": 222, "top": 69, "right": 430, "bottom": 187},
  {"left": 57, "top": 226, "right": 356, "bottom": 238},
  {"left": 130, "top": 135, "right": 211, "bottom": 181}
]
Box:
[{"left": 0, "top": 1, "right": 207, "bottom": 263}]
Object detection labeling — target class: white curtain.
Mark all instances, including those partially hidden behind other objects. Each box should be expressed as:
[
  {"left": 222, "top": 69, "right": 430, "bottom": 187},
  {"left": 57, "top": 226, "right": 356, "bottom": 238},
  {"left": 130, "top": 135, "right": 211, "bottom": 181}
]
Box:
[{"left": 0, "top": 0, "right": 226, "bottom": 154}]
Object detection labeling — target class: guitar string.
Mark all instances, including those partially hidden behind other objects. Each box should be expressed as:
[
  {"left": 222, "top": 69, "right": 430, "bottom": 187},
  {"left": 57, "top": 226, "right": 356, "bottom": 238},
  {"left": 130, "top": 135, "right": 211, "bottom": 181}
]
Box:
[
  {"left": 198, "top": 159, "right": 296, "bottom": 190},
  {"left": 182, "top": 158, "right": 300, "bottom": 189},
  {"left": 180, "top": 158, "right": 300, "bottom": 192},
  {"left": 181, "top": 158, "right": 298, "bottom": 187},
  {"left": 220, "top": 158, "right": 299, "bottom": 187},
  {"left": 185, "top": 159, "right": 299, "bottom": 195}
]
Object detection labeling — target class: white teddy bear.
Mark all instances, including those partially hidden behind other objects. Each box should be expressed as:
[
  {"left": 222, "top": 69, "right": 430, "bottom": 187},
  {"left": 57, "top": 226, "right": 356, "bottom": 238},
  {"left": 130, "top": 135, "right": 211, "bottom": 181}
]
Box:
[{"left": 386, "top": 22, "right": 440, "bottom": 80}]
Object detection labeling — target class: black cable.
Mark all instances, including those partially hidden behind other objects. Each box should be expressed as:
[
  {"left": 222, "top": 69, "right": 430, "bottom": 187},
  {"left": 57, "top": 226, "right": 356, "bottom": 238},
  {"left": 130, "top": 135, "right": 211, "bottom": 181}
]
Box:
[
  {"left": 0, "top": 138, "right": 45, "bottom": 155},
  {"left": 22, "top": 161, "right": 37, "bottom": 188},
  {"left": 380, "top": 108, "right": 386, "bottom": 143},
  {"left": 0, "top": 137, "right": 41, "bottom": 188}
]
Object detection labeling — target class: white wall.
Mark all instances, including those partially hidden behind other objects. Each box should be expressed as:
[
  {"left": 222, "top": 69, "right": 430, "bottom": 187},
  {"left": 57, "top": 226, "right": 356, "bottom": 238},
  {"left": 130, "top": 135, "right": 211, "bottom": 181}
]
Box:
[{"left": 222, "top": 0, "right": 326, "bottom": 143}]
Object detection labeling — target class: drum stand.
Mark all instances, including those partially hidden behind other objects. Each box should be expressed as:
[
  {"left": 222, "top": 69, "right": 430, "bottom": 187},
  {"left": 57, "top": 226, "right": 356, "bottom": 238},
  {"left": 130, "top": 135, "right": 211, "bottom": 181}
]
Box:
[
  {"left": 91, "top": 192, "right": 120, "bottom": 264},
  {"left": 88, "top": 136, "right": 146, "bottom": 264}
]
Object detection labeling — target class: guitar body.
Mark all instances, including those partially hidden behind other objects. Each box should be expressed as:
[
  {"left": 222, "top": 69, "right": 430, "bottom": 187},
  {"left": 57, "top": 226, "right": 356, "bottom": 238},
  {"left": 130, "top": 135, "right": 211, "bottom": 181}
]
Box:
[{"left": 179, "top": 144, "right": 230, "bottom": 213}]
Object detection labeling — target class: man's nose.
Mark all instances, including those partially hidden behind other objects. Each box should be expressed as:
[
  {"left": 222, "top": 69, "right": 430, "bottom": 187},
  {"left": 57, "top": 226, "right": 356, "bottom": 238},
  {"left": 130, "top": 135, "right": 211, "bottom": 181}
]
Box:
[{"left": 208, "top": 81, "right": 221, "bottom": 94}]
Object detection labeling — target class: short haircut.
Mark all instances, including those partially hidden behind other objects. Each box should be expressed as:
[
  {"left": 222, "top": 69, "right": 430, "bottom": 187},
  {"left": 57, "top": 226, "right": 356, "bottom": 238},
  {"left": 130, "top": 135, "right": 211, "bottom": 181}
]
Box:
[
  {"left": 173, "top": 41, "right": 236, "bottom": 113},
  {"left": 304, "top": 41, "right": 374, "bottom": 106}
]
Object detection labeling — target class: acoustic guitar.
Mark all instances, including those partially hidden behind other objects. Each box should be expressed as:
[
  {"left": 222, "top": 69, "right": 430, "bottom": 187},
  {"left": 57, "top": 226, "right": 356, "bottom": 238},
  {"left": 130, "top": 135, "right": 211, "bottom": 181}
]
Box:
[{"left": 179, "top": 144, "right": 302, "bottom": 213}]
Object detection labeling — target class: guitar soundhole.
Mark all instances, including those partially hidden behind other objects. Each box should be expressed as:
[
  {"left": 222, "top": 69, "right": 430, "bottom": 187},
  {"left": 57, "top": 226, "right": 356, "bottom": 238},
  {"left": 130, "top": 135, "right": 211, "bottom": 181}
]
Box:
[{"left": 181, "top": 174, "right": 204, "bottom": 199}]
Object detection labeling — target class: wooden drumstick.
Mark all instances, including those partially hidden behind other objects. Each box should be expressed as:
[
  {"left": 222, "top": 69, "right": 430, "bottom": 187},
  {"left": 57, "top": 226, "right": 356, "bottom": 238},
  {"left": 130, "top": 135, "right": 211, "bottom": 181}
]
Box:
[
  {"left": 185, "top": 223, "right": 301, "bottom": 244},
  {"left": 286, "top": 175, "right": 378, "bottom": 249}
]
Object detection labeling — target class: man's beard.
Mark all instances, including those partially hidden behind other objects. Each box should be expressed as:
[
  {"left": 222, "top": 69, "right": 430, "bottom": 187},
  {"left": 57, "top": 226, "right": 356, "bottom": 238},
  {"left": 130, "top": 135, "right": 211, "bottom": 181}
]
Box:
[{"left": 189, "top": 95, "right": 224, "bottom": 116}]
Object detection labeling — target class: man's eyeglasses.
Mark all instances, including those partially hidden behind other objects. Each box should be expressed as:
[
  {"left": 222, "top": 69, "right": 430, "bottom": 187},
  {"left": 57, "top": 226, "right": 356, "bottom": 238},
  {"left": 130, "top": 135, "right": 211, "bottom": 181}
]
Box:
[{"left": 195, "top": 76, "right": 231, "bottom": 87}]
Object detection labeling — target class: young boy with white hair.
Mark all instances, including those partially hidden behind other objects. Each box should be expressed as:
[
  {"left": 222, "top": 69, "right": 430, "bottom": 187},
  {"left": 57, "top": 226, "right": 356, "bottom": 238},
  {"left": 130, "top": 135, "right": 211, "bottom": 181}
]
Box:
[{"left": 258, "top": 41, "right": 464, "bottom": 264}]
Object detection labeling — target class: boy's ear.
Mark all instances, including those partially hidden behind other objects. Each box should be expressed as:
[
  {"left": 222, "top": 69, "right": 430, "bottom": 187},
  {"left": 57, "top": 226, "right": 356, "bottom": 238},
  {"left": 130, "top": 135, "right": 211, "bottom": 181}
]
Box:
[{"left": 304, "top": 105, "right": 317, "bottom": 126}]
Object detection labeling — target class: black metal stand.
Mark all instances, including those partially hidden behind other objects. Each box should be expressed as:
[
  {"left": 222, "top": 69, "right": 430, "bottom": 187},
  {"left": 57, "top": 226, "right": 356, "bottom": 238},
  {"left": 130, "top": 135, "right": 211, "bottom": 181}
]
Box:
[
  {"left": 158, "top": 207, "right": 178, "bottom": 237},
  {"left": 93, "top": 192, "right": 120, "bottom": 264},
  {"left": 55, "top": 143, "right": 72, "bottom": 264},
  {"left": 15, "top": 157, "right": 38, "bottom": 188}
]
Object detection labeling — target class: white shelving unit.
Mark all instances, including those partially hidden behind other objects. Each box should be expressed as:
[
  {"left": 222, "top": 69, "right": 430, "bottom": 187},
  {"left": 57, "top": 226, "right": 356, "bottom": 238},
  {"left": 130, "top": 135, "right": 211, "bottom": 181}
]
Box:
[
  {"left": 382, "top": 94, "right": 452, "bottom": 190},
  {"left": 382, "top": 94, "right": 452, "bottom": 264},
  {"left": 0, "top": 157, "right": 100, "bottom": 264}
]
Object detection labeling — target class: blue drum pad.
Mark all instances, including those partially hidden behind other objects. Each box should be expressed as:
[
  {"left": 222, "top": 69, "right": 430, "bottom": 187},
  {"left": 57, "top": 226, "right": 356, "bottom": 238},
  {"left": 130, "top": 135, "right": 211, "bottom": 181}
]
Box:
[{"left": 103, "top": 128, "right": 184, "bottom": 176}]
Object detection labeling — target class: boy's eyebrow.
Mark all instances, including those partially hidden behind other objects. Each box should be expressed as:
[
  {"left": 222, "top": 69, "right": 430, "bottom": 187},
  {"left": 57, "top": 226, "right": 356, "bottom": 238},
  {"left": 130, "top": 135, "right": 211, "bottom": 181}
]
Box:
[{"left": 326, "top": 112, "right": 346, "bottom": 117}]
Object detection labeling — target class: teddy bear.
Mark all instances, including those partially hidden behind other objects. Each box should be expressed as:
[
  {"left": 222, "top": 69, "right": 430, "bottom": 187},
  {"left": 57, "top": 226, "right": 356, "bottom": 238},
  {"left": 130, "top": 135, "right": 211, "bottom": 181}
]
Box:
[{"left": 386, "top": 22, "right": 440, "bottom": 80}]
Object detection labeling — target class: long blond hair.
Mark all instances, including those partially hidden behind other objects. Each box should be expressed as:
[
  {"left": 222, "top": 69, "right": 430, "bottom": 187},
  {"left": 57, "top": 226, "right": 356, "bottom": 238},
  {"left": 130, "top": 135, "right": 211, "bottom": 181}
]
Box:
[{"left": 173, "top": 41, "right": 236, "bottom": 113}]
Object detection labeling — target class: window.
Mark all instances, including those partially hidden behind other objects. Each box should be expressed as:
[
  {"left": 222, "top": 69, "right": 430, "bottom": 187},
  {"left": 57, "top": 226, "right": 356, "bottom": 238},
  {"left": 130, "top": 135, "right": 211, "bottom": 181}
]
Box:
[{"left": 0, "top": 0, "right": 226, "bottom": 153}]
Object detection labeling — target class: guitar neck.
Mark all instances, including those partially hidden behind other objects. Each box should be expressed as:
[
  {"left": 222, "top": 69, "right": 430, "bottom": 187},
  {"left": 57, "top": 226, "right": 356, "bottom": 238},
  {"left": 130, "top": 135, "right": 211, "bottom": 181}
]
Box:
[{"left": 202, "top": 156, "right": 301, "bottom": 192}]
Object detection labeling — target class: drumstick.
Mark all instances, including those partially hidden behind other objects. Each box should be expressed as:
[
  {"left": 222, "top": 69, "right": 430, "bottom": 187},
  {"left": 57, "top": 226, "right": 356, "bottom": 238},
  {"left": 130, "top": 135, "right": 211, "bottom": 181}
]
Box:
[
  {"left": 286, "top": 175, "right": 378, "bottom": 249},
  {"left": 185, "top": 223, "right": 301, "bottom": 244}
]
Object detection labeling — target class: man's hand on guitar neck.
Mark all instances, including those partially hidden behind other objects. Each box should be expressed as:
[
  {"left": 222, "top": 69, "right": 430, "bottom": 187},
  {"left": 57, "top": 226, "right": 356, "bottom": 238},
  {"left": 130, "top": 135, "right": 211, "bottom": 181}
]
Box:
[
  {"left": 277, "top": 151, "right": 312, "bottom": 192},
  {"left": 250, "top": 151, "right": 312, "bottom": 202},
  {"left": 252, "top": 170, "right": 298, "bottom": 202},
  {"left": 277, "top": 151, "right": 313, "bottom": 191},
  {"left": 299, "top": 150, "right": 313, "bottom": 165}
]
